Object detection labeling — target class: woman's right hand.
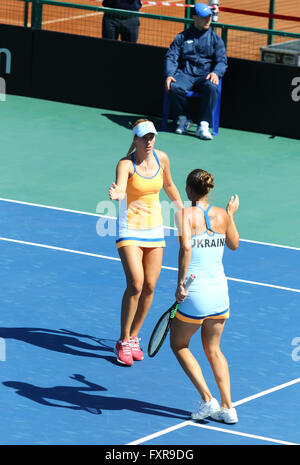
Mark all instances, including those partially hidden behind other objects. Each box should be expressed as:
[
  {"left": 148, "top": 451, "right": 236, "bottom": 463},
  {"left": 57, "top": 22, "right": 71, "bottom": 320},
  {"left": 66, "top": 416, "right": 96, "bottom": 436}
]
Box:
[
  {"left": 175, "top": 284, "right": 188, "bottom": 303},
  {"left": 109, "top": 182, "right": 121, "bottom": 200},
  {"left": 226, "top": 194, "right": 239, "bottom": 216}
]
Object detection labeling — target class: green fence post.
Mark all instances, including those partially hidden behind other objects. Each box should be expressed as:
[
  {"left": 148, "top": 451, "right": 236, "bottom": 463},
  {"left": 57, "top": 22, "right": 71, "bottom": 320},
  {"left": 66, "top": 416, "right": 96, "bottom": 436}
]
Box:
[
  {"left": 185, "top": 0, "right": 194, "bottom": 29},
  {"left": 24, "top": 0, "right": 29, "bottom": 27},
  {"left": 31, "top": 0, "right": 43, "bottom": 29},
  {"left": 268, "top": 0, "right": 275, "bottom": 45},
  {"left": 221, "top": 25, "right": 228, "bottom": 49}
]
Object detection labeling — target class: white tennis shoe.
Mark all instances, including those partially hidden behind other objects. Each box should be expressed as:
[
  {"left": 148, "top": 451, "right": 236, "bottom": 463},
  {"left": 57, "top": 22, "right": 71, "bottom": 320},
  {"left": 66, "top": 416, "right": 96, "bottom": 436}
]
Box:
[
  {"left": 195, "top": 122, "right": 213, "bottom": 140},
  {"left": 191, "top": 397, "right": 220, "bottom": 420},
  {"left": 211, "top": 407, "right": 238, "bottom": 424}
]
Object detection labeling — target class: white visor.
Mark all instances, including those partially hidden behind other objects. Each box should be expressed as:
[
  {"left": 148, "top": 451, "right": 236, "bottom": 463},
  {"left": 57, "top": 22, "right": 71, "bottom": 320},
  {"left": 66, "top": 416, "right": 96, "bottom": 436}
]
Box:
[{"left": 133, "top": 121, "right": 157, "bottom": 138}]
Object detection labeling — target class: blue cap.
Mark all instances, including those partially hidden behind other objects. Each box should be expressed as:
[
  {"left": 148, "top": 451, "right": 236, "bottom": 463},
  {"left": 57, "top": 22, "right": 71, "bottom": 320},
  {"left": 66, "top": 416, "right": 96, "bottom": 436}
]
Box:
[{"left": 194, "top": 3, "right": 212, "bottom": 17}]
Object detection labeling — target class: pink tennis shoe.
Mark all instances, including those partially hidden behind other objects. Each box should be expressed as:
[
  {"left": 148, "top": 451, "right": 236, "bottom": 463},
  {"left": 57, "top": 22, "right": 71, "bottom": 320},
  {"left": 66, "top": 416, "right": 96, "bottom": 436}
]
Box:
[
  {"left": 130, "top": 336, "right": 144, "bottom": 361},
  {"left": 114, "top": 336, "right": 144, "bottom": 366},
  {"left": 114, "top": 339, "right": 133, "bottom": 366}
]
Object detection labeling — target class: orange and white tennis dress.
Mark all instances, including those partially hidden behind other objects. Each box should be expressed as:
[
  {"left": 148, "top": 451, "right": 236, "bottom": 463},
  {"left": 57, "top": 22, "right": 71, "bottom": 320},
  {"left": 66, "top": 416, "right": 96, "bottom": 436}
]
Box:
[{"left": 116, "top": 150, "right": 166, "bottom": 249}]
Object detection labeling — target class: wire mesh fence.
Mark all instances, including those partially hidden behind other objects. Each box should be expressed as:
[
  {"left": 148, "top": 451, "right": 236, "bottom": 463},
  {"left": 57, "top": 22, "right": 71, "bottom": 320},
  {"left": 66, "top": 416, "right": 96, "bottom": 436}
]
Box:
[
  {"left": 1, "top": 0, "right": 300, "bottom": 60},
  {"left": 1, "top": 0, "right": 28, "bottom": 26},
  {"left": 217, "top": 0, "right": 300, "bottom": 33}
]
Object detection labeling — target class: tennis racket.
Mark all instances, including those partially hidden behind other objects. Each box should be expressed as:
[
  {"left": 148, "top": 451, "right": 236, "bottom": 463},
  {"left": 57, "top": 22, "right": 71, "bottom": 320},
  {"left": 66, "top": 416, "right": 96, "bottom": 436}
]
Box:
[{"left": 147, "top": 274, "right": 196, "bottom": 357}]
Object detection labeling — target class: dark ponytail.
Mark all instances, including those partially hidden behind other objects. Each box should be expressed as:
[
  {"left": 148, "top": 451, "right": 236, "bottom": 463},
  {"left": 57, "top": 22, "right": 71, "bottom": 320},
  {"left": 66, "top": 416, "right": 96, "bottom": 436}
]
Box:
[{"left": 186, "top": 169, "right": 214, "bottom": 197}]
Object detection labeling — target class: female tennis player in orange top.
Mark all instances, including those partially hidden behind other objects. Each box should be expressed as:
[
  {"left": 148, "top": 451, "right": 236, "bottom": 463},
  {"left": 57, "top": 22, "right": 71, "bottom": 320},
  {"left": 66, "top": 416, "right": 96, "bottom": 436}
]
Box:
[{"left": 109, "top": 119, "right": 183, "bottom": 366}]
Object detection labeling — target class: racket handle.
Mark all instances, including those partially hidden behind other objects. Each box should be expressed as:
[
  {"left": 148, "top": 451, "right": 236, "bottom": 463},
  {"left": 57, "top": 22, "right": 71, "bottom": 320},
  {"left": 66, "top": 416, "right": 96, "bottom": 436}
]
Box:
[{"left": 184, "top": 274, "right": 196, "bottom": 290}]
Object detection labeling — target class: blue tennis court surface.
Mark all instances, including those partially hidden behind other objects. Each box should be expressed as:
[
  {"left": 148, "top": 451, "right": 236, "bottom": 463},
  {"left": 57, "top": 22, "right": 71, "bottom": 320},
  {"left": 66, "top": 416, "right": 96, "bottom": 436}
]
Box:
[{"left": 0, "top": 198, "right": 299, "bottom": 446}]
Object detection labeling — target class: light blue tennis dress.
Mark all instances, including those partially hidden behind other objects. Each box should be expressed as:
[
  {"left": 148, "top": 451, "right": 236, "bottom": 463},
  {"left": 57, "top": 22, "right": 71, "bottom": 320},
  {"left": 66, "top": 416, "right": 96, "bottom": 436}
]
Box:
[{"left": 176, "top": 205, "right": 230, "bottom": 324}]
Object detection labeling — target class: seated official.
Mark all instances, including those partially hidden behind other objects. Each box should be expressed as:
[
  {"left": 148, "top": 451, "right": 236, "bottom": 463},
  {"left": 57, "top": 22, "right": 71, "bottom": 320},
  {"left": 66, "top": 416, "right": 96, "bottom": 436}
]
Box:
[{"left": 164, "top": 3, "right": 227, "bottom": 140}]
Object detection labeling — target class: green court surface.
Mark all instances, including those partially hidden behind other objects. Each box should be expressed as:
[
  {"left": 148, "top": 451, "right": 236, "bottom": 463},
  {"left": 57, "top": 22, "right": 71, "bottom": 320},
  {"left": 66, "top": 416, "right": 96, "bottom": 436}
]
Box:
[{"left": 1, "top": 94, "right": 300, "bottom": 248}]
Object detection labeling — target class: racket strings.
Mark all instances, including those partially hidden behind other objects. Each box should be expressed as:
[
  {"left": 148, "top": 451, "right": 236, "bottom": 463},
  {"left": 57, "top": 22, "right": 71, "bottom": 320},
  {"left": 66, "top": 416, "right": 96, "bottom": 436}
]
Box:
[{"left": 147, "top": 310, "right": 171, "bottom": 357}]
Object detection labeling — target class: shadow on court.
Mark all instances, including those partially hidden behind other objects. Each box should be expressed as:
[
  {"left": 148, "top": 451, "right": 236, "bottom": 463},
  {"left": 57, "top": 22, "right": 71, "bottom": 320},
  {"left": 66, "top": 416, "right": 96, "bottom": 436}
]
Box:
[
  {"left": 3, "top": 374, "right": 190, "bottom": 419},
  {"left": 102, "top": 112, "right": 162, "bottom": 130},
  {"left": 0, "top": 327, "right": 118, "bottom": 364}
]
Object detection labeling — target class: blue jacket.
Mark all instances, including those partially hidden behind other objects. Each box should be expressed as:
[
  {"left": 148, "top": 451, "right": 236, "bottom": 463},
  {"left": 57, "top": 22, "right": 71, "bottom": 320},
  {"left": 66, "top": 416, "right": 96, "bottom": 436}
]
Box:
[{"left": 165, "top": 26, "right": 227, "bottom": 79}]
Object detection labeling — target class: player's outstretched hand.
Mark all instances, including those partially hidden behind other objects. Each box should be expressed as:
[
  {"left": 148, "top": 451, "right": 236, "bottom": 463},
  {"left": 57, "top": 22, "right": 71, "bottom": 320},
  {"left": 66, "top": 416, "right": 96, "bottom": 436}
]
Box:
[
  {"left": 70, "top": 374, "right": 85, "bottom": 381},
  {"left": 226, "top": 194, "right": 239, "bottom": 216},
  {"left": 109, "top": 182, "right": 121, "bottom": 200}
]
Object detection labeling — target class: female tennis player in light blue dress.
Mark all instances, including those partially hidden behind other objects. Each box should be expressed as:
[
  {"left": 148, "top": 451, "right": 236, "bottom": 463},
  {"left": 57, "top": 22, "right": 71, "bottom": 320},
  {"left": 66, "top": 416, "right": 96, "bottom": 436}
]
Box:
[{"left": 170, "top": 168, "right": 240, "bottom": 424}]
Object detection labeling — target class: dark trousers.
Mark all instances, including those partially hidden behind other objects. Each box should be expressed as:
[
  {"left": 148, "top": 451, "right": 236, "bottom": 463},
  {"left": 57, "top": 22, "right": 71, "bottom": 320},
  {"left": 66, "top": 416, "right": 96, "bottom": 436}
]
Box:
[
  {"left": 102, "top": 14, "right": 140, "bottom": 43},
  {"left": 169, "top": 70, "right": 219, "bottom": 124}
]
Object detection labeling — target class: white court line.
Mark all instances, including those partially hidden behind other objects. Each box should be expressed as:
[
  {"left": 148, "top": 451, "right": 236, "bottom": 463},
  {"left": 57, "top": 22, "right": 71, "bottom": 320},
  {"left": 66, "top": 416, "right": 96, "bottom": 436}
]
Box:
[
  {"left": 43, "top": 11, "right": 103, "bottom": 25},
  {"left": 1, "top": 197, "right": 299, "bottom": 250},
  {"left": 127, "top": 421, "right": 298, "bottom": 446},
  {"left": 0, "top": 197, "right": 102, "bottom": 218},
  {"left": 226, "top": 277, "right": 300, "bottom": 294},
  {"left": 239, "top": 237, "right": 300, "bottom": 251},
  {"left": 41, "top": 0, "right": 177, "bottom": 27},
  {"left": 0, "top": 236, "right": 299, "bottom": 293},
  {"left": 0, "top": 236, "right": 120, "bottom": 262},
  {"left": 190, "top": 422, "right": 297, "bottom": 446},
  {"left": 232, "top": 377, "right": 300, "bottom": 407},
  {"left": 127, "top": 377, "right": 300, "bottom": 445}
]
